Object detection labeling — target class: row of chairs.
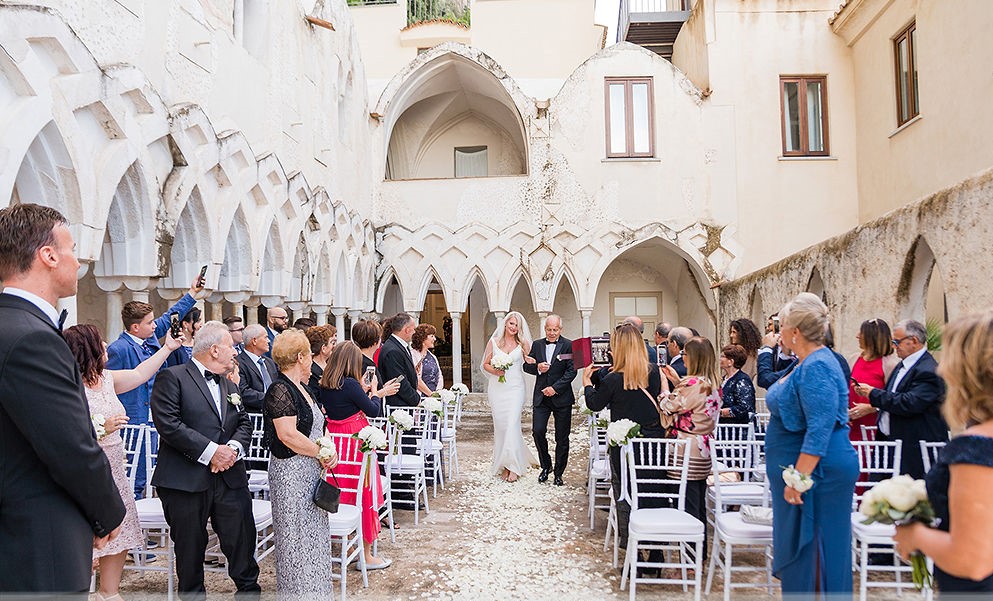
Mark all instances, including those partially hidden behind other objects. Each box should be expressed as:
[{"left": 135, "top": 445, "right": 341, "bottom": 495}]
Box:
[{"left": 585, "top": 415, "right": 947, "bottom": 601}]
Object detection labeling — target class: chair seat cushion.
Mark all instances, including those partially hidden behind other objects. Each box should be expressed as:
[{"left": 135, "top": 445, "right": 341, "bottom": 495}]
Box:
[
  {"left": 716, "top": 512, "right": 773, "bottom": 538},
  {"left": 441, "top": 428, "right": 456, "bottom": 440},
  {"left": 251, "top": 499, "right": 272, "bottom": 525},
  {"left": 385, "top": 454, "right": 425, "bottom": 472},
  {"left": 328, "top": 504, "right": 362, "bottom": 533},
  {"left": 590, "top": 459, "right": 610, "bottom": 479},
  {"left": 851, "top": 512, "right": 896, "bottom": 538},
  {"left": 630, "top": 508, "right": 704, "bottom": 535}
]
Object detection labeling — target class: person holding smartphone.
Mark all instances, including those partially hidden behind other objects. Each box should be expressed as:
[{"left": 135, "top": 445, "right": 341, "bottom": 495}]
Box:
[{"left": 846, "top": 319, "right": 900, "bottom": 442}]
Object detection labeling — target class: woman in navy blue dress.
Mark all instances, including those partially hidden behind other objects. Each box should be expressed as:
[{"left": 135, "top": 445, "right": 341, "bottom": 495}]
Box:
[
  {"left": 764, "top": 292, "right": 859, "bottom": 597},
  {"left": 893, "top": 310, "right": 993, "bottom": 592}
]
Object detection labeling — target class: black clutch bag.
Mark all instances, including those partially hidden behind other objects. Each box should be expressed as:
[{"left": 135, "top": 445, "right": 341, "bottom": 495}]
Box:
[{"left": 313, "top": 471, "right": 341, "bottom": 513}]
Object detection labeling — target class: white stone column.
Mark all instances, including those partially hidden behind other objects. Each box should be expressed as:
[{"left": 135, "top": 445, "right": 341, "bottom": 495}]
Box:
[
  {"left": 231, "top": 302, "right": 244, "bottom": 323},
  {"left": 131, "top": 290, "right": 150, "bottom": 303},
  {"left": 450, "top": 311, "right": 463, "bottom": 386},
  {"left": 105, "top": 291, "right": 123, "bottom": 339},
  {"left": 311, "top": 305, "right": 329, "bottom": 326},
  {"left": 581, "top": 310, "right": 593, "bottom": 338},
  {"left": 206, "top": 292, "right": 224, "bottom": 322},
  {"left": 244, "top": 298, "right": 261, "bottom": 325},
  {"left": 330, "top": 307, "right": 347, "bottom": 342},
  {"left": 347, "top": 309, "right": 363, "bottom": 339},
  {"left": 538, "top": 311, "right": 549, "bottom": 334},
  {"left": 494, "top": 311, "right": 507, "bottom": 337}
]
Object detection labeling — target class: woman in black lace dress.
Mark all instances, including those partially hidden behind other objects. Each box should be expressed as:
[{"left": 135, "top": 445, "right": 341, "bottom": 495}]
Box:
[{"left": 893, "top": 310, "right": 993, "bottom": 593}]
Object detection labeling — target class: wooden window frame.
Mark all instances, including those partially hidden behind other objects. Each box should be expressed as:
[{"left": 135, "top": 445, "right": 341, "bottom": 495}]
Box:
[
  {"left": 894, "top": 21, "right": 919, "bottom": 126},
  {"left": 604, "top": 77, "right": 656, "bottom": 159},
  {"left": 779, "top": 75, "right": 830, "bottom": 157}
]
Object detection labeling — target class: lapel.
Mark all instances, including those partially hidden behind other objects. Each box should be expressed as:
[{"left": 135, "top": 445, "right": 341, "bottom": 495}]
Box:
[
  {"left": 895, "top": 352, "right": 929, "bottom": 393},
  {"left": 547, "top": 338, "right": 562, "bottom": 365},
  {"left": 185, "top": 361, "right": 223, "bottom": 422},
  {"left": 0, "top": 293, "right": 59, "bottom": 333}
]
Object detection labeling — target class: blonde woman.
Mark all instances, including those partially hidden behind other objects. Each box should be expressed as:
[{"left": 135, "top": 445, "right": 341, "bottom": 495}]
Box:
[
  {"left": 893, "top": 310, "right": 993, "bottom": 592},
  {"left": 481, "top": 311, "right": 537, "bottom": 482},
  {"left": 659, "top": 336, "right": 722, "bottom": 556}
]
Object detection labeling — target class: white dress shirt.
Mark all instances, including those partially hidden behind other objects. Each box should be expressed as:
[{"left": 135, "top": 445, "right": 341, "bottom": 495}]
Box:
[
  {"left": 191, "top": 358, "right": 243, "bottom": 465},
  {"left": 878, "top": 346, "right": 928, "bottom": 436},
  {"left": 545, "top": 341, "right": 557, "bottom": 364}
]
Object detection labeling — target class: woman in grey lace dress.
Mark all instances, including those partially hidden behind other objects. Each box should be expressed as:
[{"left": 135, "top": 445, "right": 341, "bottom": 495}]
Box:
[{"left": 263, "top": 329, "right": 338, "bottom": 597}]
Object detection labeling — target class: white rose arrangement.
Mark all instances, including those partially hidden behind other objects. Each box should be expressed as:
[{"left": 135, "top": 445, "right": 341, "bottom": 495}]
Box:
[
  {"left": 420, "top": 397, "right": 444, "bottom": 417},
  {"left": 577, "top": 395, "right": 594, "bottom": 416},
  {"left": 450, "top": 383, "right": 469, "bottom": 395},
  {"left": 389, "top": 408, "right": 415, "bottom": 431},
  {"left": 781, "top": 465, "right": 814, "bottom": 493},
  {"left": 315, "top": 436, "right": 336, "bottom": 464},
  {"left": 490, "top": 353, "right": 514, "bottom": 383},
  {"left": 594, "top": 408, "right": 610, "bottom": 429},
  {"left": 354, "top": 425, "right": 388, "bottom": 453},
  {"left": 859, "top": 475, "right": 936, "bottom": 589},
  {"left": 432, "top": 389, "right": 456, "bottom": 403},
  {"left": 91, "top": 413, "right": 107, "bottom": 440},
  {"left": 606, "top": 418, "right": 641, "bottom": 447}
]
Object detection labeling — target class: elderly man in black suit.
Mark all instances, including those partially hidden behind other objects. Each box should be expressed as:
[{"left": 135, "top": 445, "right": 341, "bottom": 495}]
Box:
[
  {"left": 0, "top": 204, "right": 125, "bottom": 594},
  {"left": 379, "top": 312, "right": 420, "bottom": 408},
  {"left": 236, "top": 323, "right": 278, "bottom": 412},
  {"left": 665, "top": 326, "right": 692, "bottom": 378},
  {"left": 855, "top": 319, "right": 949, "bottom": 479},
  {"left": 151, "top": 321, "right": 260, "bottom": 599},
  {"left": 523, "top": 315, "right": 577, "bottom": 485}
]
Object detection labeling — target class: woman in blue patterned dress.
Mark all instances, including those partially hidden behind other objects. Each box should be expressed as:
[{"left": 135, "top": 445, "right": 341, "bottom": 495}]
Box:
[
  {"left": 764, "top": 292, "right": 859, "bottom": 596},
  {"left": 412, "top": 323, "right": 443, "bottom": 394},
  {"left": 893, "top": 310, "right": 993, "bottom": 592}
]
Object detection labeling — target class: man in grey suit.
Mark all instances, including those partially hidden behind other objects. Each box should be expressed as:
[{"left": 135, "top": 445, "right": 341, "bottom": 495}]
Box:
[{"left": 0, "top": 204, "right": 124, "bottom": 594}]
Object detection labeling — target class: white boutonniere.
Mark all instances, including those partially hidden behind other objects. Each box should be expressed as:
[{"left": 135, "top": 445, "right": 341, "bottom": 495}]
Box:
[{"left": 227, "top": 393, "right": 243, "bottom": 411}]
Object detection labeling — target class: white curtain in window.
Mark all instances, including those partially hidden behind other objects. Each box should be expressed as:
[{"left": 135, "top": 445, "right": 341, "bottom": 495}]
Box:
[
  {"left": 806, "top": 80, "right": 824, "bottom": 152},
  {"left": 455, "top": 146, "right": 488, "bottom": 178}
]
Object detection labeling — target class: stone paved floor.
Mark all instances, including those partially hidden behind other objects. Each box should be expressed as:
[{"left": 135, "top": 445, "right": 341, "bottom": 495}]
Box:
[{"left": 111, "top": 408, "right": 912, "bottom": 600}]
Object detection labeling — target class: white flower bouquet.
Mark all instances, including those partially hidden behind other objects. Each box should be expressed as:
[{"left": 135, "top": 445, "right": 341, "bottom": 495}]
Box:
[
  {"left": 606, "top": 418, "right": 641, "bottom": 447},
  {"left": 491, "top": 353, "right": 514, "bottom": 383},
  {"left": 781, "top": 465, "right": 814, "bottom": 493},
  {"left": 432, "top": 389, "right": 456, "bottom": 403},
  {"left": 91, "top": 413, "right": 107, "bottom": 440},
  {"left": 594, "top": 408, "right": 610, "bottom": 429},
  {"left": 353, "top": 425, "right": 388, "bottom": 453},
  {"left": 420, "top": 397, "right": 444, "bottom": 417},
  {"left": 315, "top": 436, "right": 336, "bottom": 463},
  {"left": 577, "top": 395, "right": 594, "bottom": 416},
  {"left": 859, "top": 475, "right": 936, "bottom": 589},
  {"left": 389, "top": 408, "right": 414, "bottom": 431},
  {"left": 450, "top": 383, "right": 469, "bottom": 395}
]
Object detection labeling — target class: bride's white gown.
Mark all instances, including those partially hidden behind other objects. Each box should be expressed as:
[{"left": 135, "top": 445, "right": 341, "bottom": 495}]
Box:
[{"left": 488, "top": 345, "right": 537, "bottom": 476}]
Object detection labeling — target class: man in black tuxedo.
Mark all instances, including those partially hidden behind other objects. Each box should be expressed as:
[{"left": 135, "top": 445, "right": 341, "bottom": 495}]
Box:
[
  {"left": 665, "top": 326, "right": 691, "bottom": 378},
  {"left": 0, "top": 204, "right": 125, "bottom": 594},
  {"left": 151, "top": 321, "right": 260, "bottom": 599},
  {"left": 523, "top": 315, "right": 577, "bottom": 485},
  {"left": 236, "top": 323, "right": 278, "bottom": 412},
  {"left": 379, "top": 312, "right": 420, "bottom": 408},
  {"left": 856, "top": 319, "right": 949, "bottom": 479}
]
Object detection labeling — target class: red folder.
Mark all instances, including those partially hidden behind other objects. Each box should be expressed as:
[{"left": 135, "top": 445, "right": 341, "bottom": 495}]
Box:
[{"left": 570, "top": 337, "right": 593, "bottom": 367}]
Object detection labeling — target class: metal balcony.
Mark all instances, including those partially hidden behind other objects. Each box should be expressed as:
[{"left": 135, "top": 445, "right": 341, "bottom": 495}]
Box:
[{"left": 618, "top": 0, "right": 692, "bottom": 61}]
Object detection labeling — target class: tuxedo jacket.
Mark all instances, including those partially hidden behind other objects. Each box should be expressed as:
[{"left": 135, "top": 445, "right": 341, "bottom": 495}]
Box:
[
  {"left": 378, "top": 336, "right": 419, "bottom": 407},
  {"left": 150, "top": 362, "right": 253, "bottom": 493},
  {"left": 106, "top": 293, "right": 196, "bottom": 424},
  {"left": 236, "top": 351, "right": 278, "bottom": 412},
  {"left": 869, "top": 351, "right": 949, "bottom": 477},
  {"left": 0, "top": 294, "right": 125, "bottom": 592},
  {"left": 523, "top": 337, "right": 577, "bottom": 408}
]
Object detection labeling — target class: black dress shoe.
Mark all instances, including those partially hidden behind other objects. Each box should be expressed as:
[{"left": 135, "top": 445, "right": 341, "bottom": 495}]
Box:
[
  {"left": 553, "top": 476, "right": 564, "bottom": 486},
  {"left": 538, "top": 469, "right": 550, "bottom": 483}
]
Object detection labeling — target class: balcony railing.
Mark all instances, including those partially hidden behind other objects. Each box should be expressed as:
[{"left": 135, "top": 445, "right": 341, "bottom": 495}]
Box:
[
  {"left": 347, "top": 0, "right": 470, "bottom": 28},
  {"left": 618, "top": 0, "right": 692, "bottom": 60}
]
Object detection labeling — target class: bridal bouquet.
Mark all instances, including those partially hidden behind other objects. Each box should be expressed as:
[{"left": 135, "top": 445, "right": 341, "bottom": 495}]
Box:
[
  {"left": 491, "top": 353, "right": 514, "bottom": 383},
  {"left": 353, "top": 425, "right": 388, "bottom": 453},
  {"left": 859, "top": 475, "right": 936, "bottom": 589},
  {"left": 91, "top": 413, "right": 107, "bottom": 440},
  {"left": 432, "top": 389, "right": 456, "bottom": 403},
  {"left": 607, "top": 418, "right": 641, "bottom": 447},
  {"left": 388, "top": 408, "right": 414, "bottom": 431},
  {"left": 450, "top": 383, "right": 469, "bottom": 395},
  {"left": 315, "top": 436, "right": 336, "bottom": 463},
  {"left": 420, "top": 397, "right": 444, "bottom": 417}
]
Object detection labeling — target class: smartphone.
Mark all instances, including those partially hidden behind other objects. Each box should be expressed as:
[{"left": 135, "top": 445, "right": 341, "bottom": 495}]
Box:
[
  {"left": 363, "top": 366, "right": 376, "bottom": 385},
  {"left": 393, "top": 374, "right": 405, "bottom": 384},
  {"left": 656, "top": 344, "right": 667, "bottom": 366},
  {"left": 850, "top": 377, "right": 860, "bottom": 387},
  {"left": 772, "top": 315, "right": 781, "bottom": 333},
  {"left": 196, "top": 264, "right": 208, "bottom": 288},
  {"left": 169, "top": 313, "right": 181, "bottom": 338}
]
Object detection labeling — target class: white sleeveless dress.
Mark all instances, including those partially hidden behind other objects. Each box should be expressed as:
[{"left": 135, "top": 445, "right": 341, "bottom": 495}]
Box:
[{"left": 488, "top": 345, "right": 537, "bottom": 476}]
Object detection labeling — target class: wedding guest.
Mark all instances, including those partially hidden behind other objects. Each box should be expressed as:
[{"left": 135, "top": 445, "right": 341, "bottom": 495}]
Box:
[
  {"left": 379, "top": 313, "right": 420, "bottom": 408},
  {"left": 373, "top": 318, "right": 395, "bottom": 365},
  {"left": 353, "top": 319, "right": 386, "bottom": 394},
  {"left": 262, "top": 329, "right": 337, "bottom": 595},
  {"left": 166, "top": 306, "right": 202, "bottom": 367},
  {"left": 411, "top": 323, "right": 443, "bottom": 394},
  {"left": 582, "top": 324, "right": 664, "bottom": 553},
  {"left": 893, "top": 310, "right": 993, "bottom": 593},
  {"left": 0, "top": 203, "right": 124, "bottom": 593},
  {"left": 264, "top": 306, "right": 288, "bottom": 356},
  {"left": 319, "top": 341, "right": 398, "bottom": 569},
  {"left": 225, "top": 316, "right": 246, "bottom": 354},
  {"left": 293, "top": 317, "right": 316, "bottom": 331},
  {"left": 847, "top": 319, "right": 900, "bottom": 442},
  {"left": 757, "top": 327, "right": 798, "bottom": 390},
  {"left": 765, "top": 293, "right": 859, "bottom": 596},
  {"left": 64, "top": 324, "right": 183, "bottom": 601},
  {"left": 720, "top": 343, "right": 756, "bottom": 424},
  {"left": 729, "top": 318, "right": 762, "bottom": 380},
  {"left": 663, "top": 326, "right": 692, "bottom": 380},
  {"left": 306, "top": 324, "right": 336, "bottom": 399},
  {"left": 236, "top": 324, "right": 278, "bottom": 412},
  {"left": 660, "top": 336, "right": 722, "bottom": 556}
]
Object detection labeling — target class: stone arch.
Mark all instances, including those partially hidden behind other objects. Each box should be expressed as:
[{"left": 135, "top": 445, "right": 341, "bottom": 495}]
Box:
[
  {"left": 376, "top": 267, "right": 405, "bottom": 315},
  {"left": 352, "top": 259, "right": 365, "bottom": 309},
  {"left": 375, "top": 44, "right": 532, "bottom": 180},
  {"left": 313, "top": 244, "right": 334, "bottom": 307},
  {"left": 92, "top": 161, "right": 158, "bottom": 277},
  {"left": 807, "top": 266, "right": 827, "bottom": 305},
  {"left": 898, "top": 236, "right": 946, "bottom": 323},
  {"left": 162, "top": 187, "right": 211, "bottom": 289},
  {"left": 458, "top": 266, "right": 493, "bottom": 313},
  {"left": 415, "top": 265, "right": 450, "bottom": 311},
  {"left": 334, "top": 251, "right": 350, "bottom": 307},
  {"left": 11, "top": 121, "right": 80, "bottom": 220},
  {"left": 257, "top": 220, "right": 285, "bottom": 299},
  {"left": 749, "top": 285, "right": 765, "bottom": 331},
  {"left": 217, "top": 206, "right": 253, "bottom": 292},
  {"left": 504, "top": 268, "right": 536, "bottom": 314},
  {"left": 287, "top": 233, "right": 312, "bottom": 303}
]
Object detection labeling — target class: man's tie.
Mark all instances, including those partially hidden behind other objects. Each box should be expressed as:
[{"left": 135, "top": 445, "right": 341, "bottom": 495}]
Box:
[
  {"left": 141, "top": 341, "right": 156, "bottom": 358},
  {"left": 258, "top": 357, "right": 272, "bottom": 389},
  {"left": 57, "top": 309, "right": 68, "bottom": 331},
  {"left": 203, "top": 370, "right": 221, "bottom": 384},
  {"left": 890, "top": 362, "right": 906, "bottom": 392}
]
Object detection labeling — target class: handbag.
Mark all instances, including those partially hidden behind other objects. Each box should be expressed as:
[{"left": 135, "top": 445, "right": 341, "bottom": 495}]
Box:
[
  {"left": 313, "top": 471, "right": 341, "bottom": 513},
  {"left": 740, "top": 504, "right": 773, "bottom": 526}
]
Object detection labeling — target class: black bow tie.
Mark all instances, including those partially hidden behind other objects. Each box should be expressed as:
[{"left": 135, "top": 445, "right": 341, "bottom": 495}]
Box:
[
  {"left": 203, "top": 371, "right": 221, "bottom": 384},
  {"left": 57, "top": 308, "right": 68, "bottom": 331}
]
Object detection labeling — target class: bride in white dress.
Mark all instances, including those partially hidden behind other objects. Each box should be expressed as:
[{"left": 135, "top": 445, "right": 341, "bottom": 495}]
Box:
[{"left": 481, "top": 311, "right": 538, "bottom": 482}]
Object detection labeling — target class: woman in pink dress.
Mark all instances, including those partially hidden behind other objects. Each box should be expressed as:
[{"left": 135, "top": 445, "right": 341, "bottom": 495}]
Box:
[
  {"left": 847, "top": 318, "right": 900, "bottom": 442},
  {"left": 318, "top": 341, "right": 399, "bottom": 570},
  {"left": 64, "top": 324, "right": 182, "bottom": 601}
]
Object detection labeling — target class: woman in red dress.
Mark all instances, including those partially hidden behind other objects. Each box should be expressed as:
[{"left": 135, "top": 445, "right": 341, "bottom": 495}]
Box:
[
  {"left": 848, "top": 319, "right": 901, "bottom": 441},
  {"left": 318, "top": 341, "right": 399, "bottom": 570}
]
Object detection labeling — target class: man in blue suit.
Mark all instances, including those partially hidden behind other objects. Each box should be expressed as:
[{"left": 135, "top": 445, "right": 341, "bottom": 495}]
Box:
[{"left": 106, "top": 276, "right": 203, "bottom": 498}]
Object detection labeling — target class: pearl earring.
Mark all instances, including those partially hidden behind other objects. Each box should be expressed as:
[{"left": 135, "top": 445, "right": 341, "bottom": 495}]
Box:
[{"left": 792, "top": 335, "right": 797, "bottom": 345}]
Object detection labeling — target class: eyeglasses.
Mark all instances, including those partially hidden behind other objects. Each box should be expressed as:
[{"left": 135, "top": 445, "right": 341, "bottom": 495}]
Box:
[
  {"left": 891, "top": 336, "right": 912, "bottom": 346},
  {"left": 271, "top": 315, "right": 288, "bottom": 321}
]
